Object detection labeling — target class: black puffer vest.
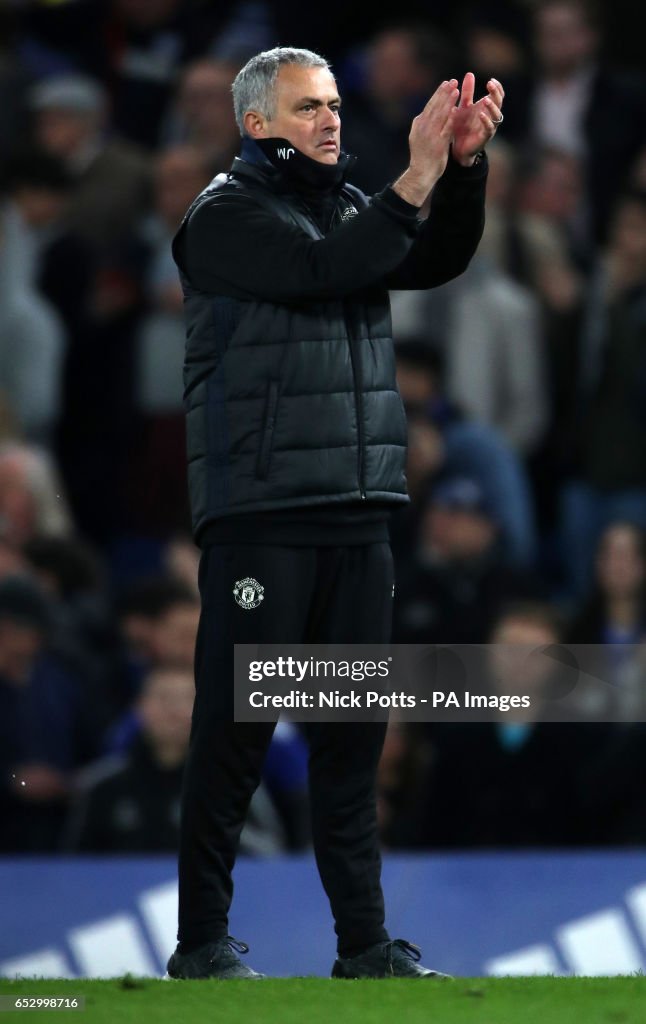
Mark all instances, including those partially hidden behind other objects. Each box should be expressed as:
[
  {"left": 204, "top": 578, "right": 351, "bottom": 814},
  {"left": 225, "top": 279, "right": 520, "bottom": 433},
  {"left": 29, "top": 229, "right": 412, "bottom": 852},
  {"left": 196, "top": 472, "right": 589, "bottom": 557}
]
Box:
[{"left": 173, "top": 143, "right": 409, "bottom": 542}]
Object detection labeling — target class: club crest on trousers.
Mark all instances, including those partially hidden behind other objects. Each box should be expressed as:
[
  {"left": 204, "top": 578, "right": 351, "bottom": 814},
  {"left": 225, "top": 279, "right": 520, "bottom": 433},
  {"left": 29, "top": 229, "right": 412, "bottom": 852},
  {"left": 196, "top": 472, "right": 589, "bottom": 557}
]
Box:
[{"left": 233, "top": 577, "right": 265, "bottom": 609}]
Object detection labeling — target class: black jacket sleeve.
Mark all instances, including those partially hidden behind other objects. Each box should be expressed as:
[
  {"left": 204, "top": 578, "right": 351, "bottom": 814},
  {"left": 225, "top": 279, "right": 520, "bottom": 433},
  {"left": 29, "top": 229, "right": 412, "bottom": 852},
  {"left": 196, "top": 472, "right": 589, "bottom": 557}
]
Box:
[
  {"left": 381, "top": 153, "right": 488, "bottom": 290},
  {"left": 176, "top": 185, "right": 422, "bottom": 302}
]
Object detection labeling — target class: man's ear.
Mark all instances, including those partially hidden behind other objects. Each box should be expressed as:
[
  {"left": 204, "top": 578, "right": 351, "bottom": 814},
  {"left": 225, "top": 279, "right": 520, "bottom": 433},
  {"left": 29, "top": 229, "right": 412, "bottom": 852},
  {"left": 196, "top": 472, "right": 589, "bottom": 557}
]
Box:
[{"left": 243, "top": 110, "right": 268, "bottom": 139}]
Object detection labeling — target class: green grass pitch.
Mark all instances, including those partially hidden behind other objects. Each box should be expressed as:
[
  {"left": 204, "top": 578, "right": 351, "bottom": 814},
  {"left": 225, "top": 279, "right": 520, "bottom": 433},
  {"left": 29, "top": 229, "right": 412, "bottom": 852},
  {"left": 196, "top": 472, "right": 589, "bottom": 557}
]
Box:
[{"left": 1, "top": 976, "right": 645, "bottom": 1023}]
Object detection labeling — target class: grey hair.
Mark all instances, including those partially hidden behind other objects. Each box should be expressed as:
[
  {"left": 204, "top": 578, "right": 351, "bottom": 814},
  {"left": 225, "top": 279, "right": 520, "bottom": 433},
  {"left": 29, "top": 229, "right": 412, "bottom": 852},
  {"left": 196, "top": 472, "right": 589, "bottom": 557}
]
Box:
[
  {"left": 0, "top": 442, "right": 73, "bottom": 538},
  {"left": 231, "top": 47, "right": 331, "bottom": 136}
]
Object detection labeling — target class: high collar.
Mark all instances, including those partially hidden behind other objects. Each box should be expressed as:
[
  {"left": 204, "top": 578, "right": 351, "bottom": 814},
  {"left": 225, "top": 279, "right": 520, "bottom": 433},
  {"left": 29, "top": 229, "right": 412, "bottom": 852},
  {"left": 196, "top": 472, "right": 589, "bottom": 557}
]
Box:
[{"left": 236, "top": 136, "right": 356, "bottom": 195}]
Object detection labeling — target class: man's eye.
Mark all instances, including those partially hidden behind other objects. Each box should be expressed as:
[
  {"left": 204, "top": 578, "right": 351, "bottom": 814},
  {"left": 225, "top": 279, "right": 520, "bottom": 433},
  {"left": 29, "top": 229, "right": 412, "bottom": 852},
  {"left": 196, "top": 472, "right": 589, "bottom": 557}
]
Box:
[{"left": 301, "top": 104, "right": 313, "bottom": 111}]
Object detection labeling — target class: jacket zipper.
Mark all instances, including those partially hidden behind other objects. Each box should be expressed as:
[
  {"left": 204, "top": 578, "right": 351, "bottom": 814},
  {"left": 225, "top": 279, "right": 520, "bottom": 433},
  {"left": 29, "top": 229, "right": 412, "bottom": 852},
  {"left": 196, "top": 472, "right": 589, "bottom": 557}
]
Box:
[{"left": 344, "top": 301, "right": 366, "bottom": 499}]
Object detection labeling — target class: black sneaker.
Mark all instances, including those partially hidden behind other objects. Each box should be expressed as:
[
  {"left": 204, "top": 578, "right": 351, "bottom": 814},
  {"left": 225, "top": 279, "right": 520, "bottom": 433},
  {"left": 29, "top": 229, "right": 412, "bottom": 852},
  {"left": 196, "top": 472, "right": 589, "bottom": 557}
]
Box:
[
  {"left": 331, "top": 939, "right": 452, "bottom": 979},
  {"left": 165, "top": 936, "right": 266, "bottom": 980}
]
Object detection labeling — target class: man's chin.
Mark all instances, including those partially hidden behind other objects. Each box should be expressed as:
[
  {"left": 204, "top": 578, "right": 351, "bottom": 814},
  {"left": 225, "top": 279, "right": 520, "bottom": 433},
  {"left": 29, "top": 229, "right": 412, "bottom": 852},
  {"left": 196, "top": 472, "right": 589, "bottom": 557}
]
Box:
[{"left": 311, "top": 148, "right": 339, "bottom": 164}]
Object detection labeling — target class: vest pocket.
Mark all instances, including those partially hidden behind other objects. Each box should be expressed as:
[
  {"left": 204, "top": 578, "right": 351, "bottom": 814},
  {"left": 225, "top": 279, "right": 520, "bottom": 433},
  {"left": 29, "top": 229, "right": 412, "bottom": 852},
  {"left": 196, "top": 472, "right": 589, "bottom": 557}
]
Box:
[{"left": 256, "top": 379, "right": 280, "bottom": 479}]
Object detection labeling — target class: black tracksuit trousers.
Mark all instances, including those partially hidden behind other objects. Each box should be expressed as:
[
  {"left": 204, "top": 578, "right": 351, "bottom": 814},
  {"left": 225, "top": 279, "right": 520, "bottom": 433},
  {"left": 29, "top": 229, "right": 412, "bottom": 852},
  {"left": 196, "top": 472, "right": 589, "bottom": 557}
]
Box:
[{"left": 177, "top": 541, "right": 394, "bottom": 956}]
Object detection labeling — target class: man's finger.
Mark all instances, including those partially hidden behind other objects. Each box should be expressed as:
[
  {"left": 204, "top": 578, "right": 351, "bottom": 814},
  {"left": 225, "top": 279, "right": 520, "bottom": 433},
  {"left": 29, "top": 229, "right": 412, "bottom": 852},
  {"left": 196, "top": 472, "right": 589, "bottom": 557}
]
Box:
[
  {"left": 484, "top": 98, "right": 503, "bottom": 122},
  {"left": 479, "top": 110, "right": 497, "bottom": 138},
  {"left": 487, "top": 78, "right": 505, "bottom": 105},
  {"left": 460, "top": 72, "right": 476, "bottom": 107},
  {"left": 486, "top": 84, "right": 504, "bottom": 110},
  {"left": 422, "top": 85, "right": 459, "bottom": 128},
  {"left": 423, "top": 79, "right": 458, "bottom": 114}
]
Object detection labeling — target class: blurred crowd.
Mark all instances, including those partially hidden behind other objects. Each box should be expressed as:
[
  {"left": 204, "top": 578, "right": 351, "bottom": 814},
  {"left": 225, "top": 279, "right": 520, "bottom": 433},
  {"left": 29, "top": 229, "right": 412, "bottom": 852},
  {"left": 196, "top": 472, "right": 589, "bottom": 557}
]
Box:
[{"left": 1, "top": 0, "right": 646, "bottom": 855}]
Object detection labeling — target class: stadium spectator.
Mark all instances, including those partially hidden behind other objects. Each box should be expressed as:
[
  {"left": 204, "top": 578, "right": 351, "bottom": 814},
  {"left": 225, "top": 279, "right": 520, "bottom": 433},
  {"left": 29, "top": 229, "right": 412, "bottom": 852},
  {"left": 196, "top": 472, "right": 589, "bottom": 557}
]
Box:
[
  {"left": 0, "top": 160, "right": 67, "bottom": 446},
  {"left": 162, "top": 59, "right": 241, "bottom": 167},
  {"left": 0, "top": 575, "right": 106, "bottom": 851},
  {"left": 560, "top": 191, "right": 646, "bottom": 595},
  {"left": 104, "top": 0, "right": 226, "bottom": 149},
  {"left": 392, "top": 477, "right": 544, "bottom": 644},
  {"left": 463, "top": 10, "right": 527, "bottom": 83},
  {"left": 110, "top": 556, "right": 308, "bottom": 850},
  {"left": 126, "top": 146, "right": 212, "bottom": 536},
  {"left": 23, "top": 534, "right": 103, "bottom": 604},
  {"left": 393, "top": 342, "right": 537, "bottom": 565},
  {"left": 383, "top": 603, "right": 624, "bottom": 847},
  {"left": 62, "top": 665, "right": 195, "bottom": 853},
  {"left": 21, "top": 534, "right": 124, "bottom": 716},
  {"left": 0, "top": 443, "right": 73, "bottom": 546},
  {"left": 341, "top": 24, "right": 451, "bottom": 195},
  {"left": 22, "top": 76, "right": 153, "bottom": 545},
  {"left": 569, "top": 522, "right": 646, "bottom": 645},
  {"left": 489, "top": 145, "right": 587, "bottom": 544},
  {"left": 567, "top": 523, "right": 646, "bottom": 716},
  {"left": 63, "top": 664, "right": 290, "bottom": 855},
  {"left": 149, "top": 586, "right": 199, "bottom": 671},
  {"left": 391, "top": 251, "right": 547, "bottom": 455},
  {"left": 208, "top": 1, "right": 276, "bottom": 66},
  {"left": 515, "top": 145, "right": 589, "bottom": 277},
  {"left": 111, "top": 575, "right": 199, "bottom": 713},
  {"left": 163, "top": 535, "right": 200, "bottom": 599},
  {"left": 2, "top": 148, "right": 98, "bottom": 456},
  {"left": 28, "top": 73, "right": 151, "bottom": 253},
  {"left": 481, "top": 142, "right": 584, "bottom": 304},
  {"left": 505, "top": 0, "right": 646, "bottom": 243}
]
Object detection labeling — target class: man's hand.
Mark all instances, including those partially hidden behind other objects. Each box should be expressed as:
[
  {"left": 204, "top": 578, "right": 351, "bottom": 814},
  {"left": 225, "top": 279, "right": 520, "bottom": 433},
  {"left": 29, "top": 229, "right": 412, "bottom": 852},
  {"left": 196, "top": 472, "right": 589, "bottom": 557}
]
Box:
[
  {"left": 393, "top": 80, "right": 460, "bottom": 206},
  {"left": 451, "top": 73, "right": 505, "bottom": 167},
  {"left": 10, "top": 763, "right": 69, "bottom": 802}
]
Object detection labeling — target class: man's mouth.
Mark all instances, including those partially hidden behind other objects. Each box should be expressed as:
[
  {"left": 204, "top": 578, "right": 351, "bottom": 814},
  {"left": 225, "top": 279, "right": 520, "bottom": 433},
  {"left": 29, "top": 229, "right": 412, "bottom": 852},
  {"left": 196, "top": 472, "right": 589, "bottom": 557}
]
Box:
[{"left": 319, "top": 140, "right": 338, "bottom": 149}]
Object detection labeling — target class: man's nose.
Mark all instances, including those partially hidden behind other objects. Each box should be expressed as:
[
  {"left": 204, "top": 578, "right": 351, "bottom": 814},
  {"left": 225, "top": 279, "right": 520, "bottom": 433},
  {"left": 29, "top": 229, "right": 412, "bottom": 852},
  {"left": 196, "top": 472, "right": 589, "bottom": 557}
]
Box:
[{"left": 320, "top": 107, "right": 338, "bottom": 131}]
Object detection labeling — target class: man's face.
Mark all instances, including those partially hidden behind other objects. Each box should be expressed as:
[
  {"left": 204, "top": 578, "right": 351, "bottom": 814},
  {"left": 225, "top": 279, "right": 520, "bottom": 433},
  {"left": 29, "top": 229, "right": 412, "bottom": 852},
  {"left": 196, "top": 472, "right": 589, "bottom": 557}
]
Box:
[
  {"left": 368, "top": 30, "right": 431, "bottom": 103},
  {"left": 424, "top": 505, "right": 496, "bottom": 562},
  {"left": 522, "top": 153, "right": 582, "bottom": 222},
  {"left": 151, "top": 601, "right": 200, "bottom": 669},
  {"left": 180, "top": 61, "right": 238, "bottom": 141},
  {"left": 596, "top": 524, "right": 645, "bottom": 598},
  {"left": 248, "top": 64, "right": 341, "bottom": 164},
  {"left": 155, "top": 148, "right": 210, "bottom": 228},
  {"left": 36, "top": 109, "right": 96, "bottom": 157},
  {"left": 395, "top": 361, "right": 436, "bottom": 407},
  {"left": 0, "top": 620, "right": 43, "bottom": 684},
  {"left": 536, "top": 3, "right": 597, "bottom": 77},
  {"left": 489, "top": 617, "right": 558, "bottom": 696},
  {"left": 137, "top": 669, "right": 195, "bottom": 749}
]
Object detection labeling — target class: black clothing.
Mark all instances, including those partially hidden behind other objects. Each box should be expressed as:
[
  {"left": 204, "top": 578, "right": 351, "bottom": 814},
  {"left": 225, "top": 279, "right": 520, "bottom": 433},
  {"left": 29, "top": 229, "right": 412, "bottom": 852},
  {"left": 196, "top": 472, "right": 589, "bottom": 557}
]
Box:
[
  {"left": 174, "top": 135, "right": 487, "bottom": 956},
  {"left": 393, "top": 552, "right": 546, "bottom": 645},
  {"left": 173, "top": 137, "right": 487, "bottom": 543},
  {"left": 178, "top": 541, "right": 394, "bottom": 955},
  {"left": 198, "top": 502, "right": 391, "bottom": 547},
  {"left": 568, "top": 597, "right": 646, "bottom": 645},
  {"left": 386, "top": 722, "right": 619, "bottom": 848},
  {"left": 253, "top": 135, "right": 356, "bottom": 193},
  {"left": 64, "top": 735, "right": 184, "bottom": 853},
  {"left": 580, "top": 287, "right": 646, "bottom": 490}
]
